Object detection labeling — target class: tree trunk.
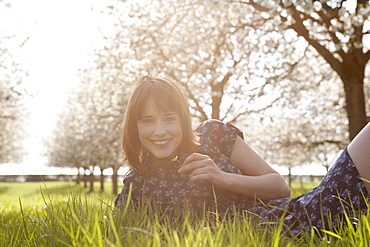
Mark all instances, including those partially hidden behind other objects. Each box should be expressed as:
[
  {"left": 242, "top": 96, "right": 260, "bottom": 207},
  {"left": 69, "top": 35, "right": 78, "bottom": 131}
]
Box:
[
  {"left": 342, "top": 76, "right": 368, "bottom": 141},
  {"left": 324, "top": 165, "right": 329, "bottom": 173},
  {"left": 100, "top": 167, "right": 105, "bottom": 193},
  {"left": 76, "top": 167, "right": 80, "bottom": 184},
  {"left": 288, "top": 167, "right": 292, "bottom": 188},
  {"left": 112, "top": 164, "right": 119, "bottom": 195},
  {"left": 210, "top": 73, "right": 231, "bottom": 120},
  {"left": 83, "top": 168, "right": 88, "bottom": 188},
  {"left": 211, "top": 94, "right": 221, "bottom": 120},
  {"left": 89, "top": 173, "right": 94, "bottom": 193}
]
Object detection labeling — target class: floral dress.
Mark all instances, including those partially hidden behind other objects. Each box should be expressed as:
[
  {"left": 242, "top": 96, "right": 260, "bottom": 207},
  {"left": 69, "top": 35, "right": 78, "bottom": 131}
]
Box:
[{"left": 115, "top": 119, "right": 369, "bottom": 234}]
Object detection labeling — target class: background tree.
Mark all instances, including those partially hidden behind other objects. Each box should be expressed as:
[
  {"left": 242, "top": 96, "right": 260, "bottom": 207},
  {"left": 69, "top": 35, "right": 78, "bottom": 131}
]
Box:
[
  {"left": 47, "top": 48, "right": 128, "bottom": 194},
  {"left": 46, "top": 87, "right": 93, "bottom": 188},
  {"left": 0, "top": 1, "right": 28, "bottom": 164},
  {"left": 113, "top": 0, "right": 296, "bottom": 124},
  {"left": 250, "top": 49, "right": 348, "bottom": 181},
  {"left": 224, "top": 0, "right": 370, "bottom": 140},
  {"left": 45, "top": 6, "right": 129, "bottom": 194}
]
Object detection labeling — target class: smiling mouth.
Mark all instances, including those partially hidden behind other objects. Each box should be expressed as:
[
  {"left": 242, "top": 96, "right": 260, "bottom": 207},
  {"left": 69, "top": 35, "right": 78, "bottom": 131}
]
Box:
[{"left": 153, "top": 139, "right": 170, "bottom": 145}]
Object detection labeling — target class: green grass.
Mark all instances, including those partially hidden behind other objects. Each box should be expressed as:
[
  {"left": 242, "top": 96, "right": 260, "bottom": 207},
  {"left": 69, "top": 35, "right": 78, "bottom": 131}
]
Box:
[
  {"left": 0, "top": 181, "right": 369, "bottom": 246},
  {"left": 289, "top": 181, "right": 319, "bottom": 197}
]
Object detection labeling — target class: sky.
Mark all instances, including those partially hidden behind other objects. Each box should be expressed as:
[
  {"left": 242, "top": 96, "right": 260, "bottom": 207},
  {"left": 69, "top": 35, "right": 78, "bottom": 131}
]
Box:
[
  {"left": 2, "top": 0, "right": 117, "bottom": 175},
  {"left": 1, "top": 0, "right": 329, "bottom": 176}
]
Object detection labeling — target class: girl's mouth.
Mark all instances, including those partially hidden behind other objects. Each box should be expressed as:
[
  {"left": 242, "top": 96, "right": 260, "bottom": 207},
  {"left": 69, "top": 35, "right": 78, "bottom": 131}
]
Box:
[{"left": 153, "top": 139, "right": 170, "bottom": 145}]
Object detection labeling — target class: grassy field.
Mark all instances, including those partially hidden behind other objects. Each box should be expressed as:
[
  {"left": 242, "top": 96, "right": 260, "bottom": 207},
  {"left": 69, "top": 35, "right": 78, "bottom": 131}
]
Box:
[{"left": 0, "top": 181, "right": 369, "bottom": 246}]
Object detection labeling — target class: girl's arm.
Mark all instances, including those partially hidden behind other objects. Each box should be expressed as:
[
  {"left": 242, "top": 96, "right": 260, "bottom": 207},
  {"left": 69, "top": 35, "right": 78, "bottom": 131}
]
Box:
[{"left": 178, "top": 136, "right": 291, "bottom": 201}]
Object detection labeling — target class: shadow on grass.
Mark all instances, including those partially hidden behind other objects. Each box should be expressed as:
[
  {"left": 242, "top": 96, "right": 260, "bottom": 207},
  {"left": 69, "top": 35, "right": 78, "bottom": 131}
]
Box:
[{"left": 0, "top": 184, "right": 11, "bottom": 194}]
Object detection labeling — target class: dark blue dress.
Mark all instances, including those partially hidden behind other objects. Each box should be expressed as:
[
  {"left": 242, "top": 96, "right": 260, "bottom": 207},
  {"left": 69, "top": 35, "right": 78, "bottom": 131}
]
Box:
[{"left": 116, "top": 120, "right": 369, "bottom": 234}]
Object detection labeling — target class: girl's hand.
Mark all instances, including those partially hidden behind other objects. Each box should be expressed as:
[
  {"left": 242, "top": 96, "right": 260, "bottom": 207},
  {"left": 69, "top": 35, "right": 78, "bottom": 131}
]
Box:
[{"left": 178, "top": 153, "right": 228, "bottom": 188}]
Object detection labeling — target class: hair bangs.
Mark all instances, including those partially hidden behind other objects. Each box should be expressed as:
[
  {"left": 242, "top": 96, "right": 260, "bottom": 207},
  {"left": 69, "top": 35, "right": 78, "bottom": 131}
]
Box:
[
  {"left": 151, "top": 88, "right": 180, "bottom": 114},
  {"left": 136, "top": 84, "right": 181, "bottom": 120}
]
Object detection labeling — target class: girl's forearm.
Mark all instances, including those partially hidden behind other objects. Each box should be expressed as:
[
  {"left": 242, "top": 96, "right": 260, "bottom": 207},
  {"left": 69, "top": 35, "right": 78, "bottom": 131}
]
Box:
[{"left": 219, "top": 172, "right": 291, "bottom": 201}]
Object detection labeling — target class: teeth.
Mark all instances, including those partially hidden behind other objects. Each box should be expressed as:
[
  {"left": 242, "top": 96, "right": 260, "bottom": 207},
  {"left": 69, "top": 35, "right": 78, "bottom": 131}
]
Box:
[{"left": 154, "top": 140, "right": 169, "bottom": 145}]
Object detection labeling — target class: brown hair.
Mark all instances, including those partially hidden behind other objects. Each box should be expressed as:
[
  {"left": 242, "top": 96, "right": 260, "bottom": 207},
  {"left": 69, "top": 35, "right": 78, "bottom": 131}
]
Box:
[{"left": 122, "top": 75, "right": 199, "bottom": 171}]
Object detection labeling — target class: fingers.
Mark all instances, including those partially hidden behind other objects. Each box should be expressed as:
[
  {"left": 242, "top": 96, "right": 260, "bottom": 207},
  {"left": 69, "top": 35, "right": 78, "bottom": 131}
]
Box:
[
  {"left": 188, "top": 166, "right": 213, "bottom": 182},
  {"left": 178, "top": 153, "right": 222, "bottom": 183},
  {"left": 183, "top": 153, "right": 210, "bottom": 166},
  {"left": 177, "top": 153, "right": 211, "bottom": 174}
]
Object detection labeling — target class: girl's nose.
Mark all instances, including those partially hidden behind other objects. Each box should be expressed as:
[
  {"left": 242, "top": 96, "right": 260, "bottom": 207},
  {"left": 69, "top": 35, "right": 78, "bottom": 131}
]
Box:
[{"left": 154, "top": 121, "right": 166, "bottom": 136}]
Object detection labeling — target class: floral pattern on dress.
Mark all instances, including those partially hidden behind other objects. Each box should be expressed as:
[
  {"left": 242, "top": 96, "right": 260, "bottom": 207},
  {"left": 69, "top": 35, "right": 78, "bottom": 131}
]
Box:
[
  {"left": 251, "top": 146, "right": 370, "bottom": 235},
  {"left": 116, "top": 119, "right": 369, "bottom": 234}
]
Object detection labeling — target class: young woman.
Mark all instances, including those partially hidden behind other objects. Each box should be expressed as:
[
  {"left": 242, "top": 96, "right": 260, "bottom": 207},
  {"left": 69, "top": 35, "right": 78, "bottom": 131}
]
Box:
[{"left": 115, "top": 75, "right": 370, "bottom": 234}]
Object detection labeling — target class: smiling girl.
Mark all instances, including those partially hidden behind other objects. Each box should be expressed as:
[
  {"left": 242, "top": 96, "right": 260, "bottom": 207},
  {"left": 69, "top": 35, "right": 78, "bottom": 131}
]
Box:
[{"left": 116, "top": 75, "right": 370, "bottom": 234}]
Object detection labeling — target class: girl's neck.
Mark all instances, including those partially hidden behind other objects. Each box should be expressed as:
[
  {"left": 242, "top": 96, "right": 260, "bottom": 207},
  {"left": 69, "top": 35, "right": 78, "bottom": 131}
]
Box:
[
  {"left": 151, "top": 156, "right": 163, "bottom": 169},
  {"left": 149, "top": 154, "right": 181, "bottom": 170}
]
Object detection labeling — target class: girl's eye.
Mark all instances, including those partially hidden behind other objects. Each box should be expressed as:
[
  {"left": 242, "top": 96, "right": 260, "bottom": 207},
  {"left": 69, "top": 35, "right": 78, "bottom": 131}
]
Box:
[
  {"left": 141, "top": 118, "right": 154, "bottom": 124},
  {"left": 165, "top": 116, "right": 177, "bottom": 122}
]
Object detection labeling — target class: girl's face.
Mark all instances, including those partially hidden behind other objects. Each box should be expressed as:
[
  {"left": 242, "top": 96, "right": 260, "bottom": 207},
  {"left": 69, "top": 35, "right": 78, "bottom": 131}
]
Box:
[{"left": 137, "top": 100, "right": 183, "bottom": 162}]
